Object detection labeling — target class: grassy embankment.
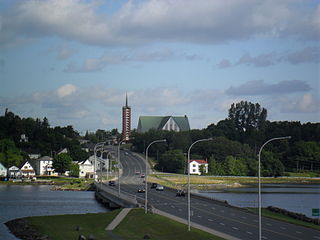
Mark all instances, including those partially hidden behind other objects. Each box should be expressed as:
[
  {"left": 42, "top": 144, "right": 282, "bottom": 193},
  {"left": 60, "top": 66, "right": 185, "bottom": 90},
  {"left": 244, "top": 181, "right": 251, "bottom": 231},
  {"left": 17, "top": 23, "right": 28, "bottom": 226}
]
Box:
[
  {"left": 148, "top": 173, "right": 320, "bottom": 191},
  {"left": 247, "top": 208, "right": 320, "bottom": 231},
  {"left": 24, "top": 208, "right": 224, "bottom": 240}
]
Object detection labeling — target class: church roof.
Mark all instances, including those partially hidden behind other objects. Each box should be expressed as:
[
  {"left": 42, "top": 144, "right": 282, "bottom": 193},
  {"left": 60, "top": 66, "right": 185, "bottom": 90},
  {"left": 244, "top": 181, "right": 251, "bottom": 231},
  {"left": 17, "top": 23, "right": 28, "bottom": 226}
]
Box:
[{"left": 137, "top": 115, "right": 190, "bottom": 133}]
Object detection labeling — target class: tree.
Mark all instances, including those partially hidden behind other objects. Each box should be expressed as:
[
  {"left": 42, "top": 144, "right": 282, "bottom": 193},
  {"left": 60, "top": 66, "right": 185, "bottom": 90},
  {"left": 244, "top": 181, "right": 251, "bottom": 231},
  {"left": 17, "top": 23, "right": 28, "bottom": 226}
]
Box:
[
  {"left": 224, "top": 156, "right": 248, "bottom": 176},
  {"left": 261, "top": 151, "right": 284, "bottom": 177},
  {"left": 208, "top": 157, "right": 225, "bottom": 176},
  {"left": 53, "top": 153, "right": 73, "bottom": 174},
  {"left": 69, "top": 162, "right": 80, "bottom": 177},
  {"left": 156, "top": 149, "right": 185, "bottom": 173},
  {"left": 0, "top": 139, "right": 24, "bottom": 167},
  {"left": 228, "top": 101, "right": 267, "bottom": 138}
]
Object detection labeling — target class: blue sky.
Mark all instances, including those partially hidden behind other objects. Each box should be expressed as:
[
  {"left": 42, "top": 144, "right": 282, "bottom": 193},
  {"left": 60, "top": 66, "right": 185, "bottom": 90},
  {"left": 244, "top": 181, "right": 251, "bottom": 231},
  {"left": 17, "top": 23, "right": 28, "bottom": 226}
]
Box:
[{"left": 0, "top": 0, "right": 319, "bottom": 134}]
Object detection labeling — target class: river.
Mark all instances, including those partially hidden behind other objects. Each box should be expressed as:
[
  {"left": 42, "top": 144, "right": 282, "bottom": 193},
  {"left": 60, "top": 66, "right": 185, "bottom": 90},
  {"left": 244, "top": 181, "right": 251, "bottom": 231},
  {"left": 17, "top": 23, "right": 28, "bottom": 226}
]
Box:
[
  {"left": 0, "top": 184, "right": 109, "bottom": 240},
  {"left": 198, "top": 183, "right": 320, "bottom": 218}
]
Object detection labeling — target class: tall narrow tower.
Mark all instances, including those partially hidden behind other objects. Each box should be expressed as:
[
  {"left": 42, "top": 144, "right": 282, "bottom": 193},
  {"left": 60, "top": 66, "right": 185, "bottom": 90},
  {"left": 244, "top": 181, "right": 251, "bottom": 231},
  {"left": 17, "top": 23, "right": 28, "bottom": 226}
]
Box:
[{"left": 122, "top": 93, "right": 131, "bottom": 141}]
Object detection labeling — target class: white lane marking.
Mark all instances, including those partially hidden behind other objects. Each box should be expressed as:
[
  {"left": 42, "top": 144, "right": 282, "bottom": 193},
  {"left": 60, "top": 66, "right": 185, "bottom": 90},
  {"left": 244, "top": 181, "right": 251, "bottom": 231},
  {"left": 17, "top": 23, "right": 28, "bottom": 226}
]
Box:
[
  {"left": 178, "top": 209, "right": 182, "bottom": 212},
  {"left": 171, "top": 205, "right": 175, "bottom": 208},
  {"left": 232, "top": 227, "right": 239, "bottom": 230},
  {"left": 241, "top": 216, "right": 247, "bottom": 219},
  {"left": 211, "top": 207, "right": 215, "bottom": 210},
  {"left": 220, "top": 210, "right": 225, "bottom": 213},
  {"left": 197, "top": 215, "right": 202, "bottom": 218},
  {"left": 219, "top": 222, "right": 225, "bottom": 226},
  {"left": 253, "top": 220, "right": 258, "bottom": 223},
  {"left": 262, "top": 236, "right": 268, "bottom": 239},
  {"left": 208, "top": 219, "right": 213, "bottom": 222},
  {"left": 280, "top": 227, "right": 286, "bottom": 230},
  {"left": 246, "top": 231, "right": 253, "bottom": 235},
  {"left": 266, "top": 223, "right": 272, "bottom": 226},
  {"left": 313, "top": 236, "right": 320, "bottom": 239},
  {"left": 296, "top": 231, "right": 302, "bottom": 234}
]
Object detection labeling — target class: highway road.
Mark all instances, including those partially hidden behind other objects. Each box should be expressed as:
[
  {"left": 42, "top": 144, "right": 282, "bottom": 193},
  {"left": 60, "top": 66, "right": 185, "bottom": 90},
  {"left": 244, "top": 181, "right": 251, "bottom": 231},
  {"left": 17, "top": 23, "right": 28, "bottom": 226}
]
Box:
[{"left": 105, "top": 148, "right": 320, "bottom": 240}]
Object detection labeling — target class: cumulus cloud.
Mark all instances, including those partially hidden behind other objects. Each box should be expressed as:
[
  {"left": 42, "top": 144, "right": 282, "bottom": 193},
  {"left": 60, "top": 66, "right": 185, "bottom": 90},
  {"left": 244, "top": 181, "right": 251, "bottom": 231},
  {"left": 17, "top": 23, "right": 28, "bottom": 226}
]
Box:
[
  {"left": 56, "top": 84, "right": 78, "bottom": 97},
  {"left": 217, "top": 46, "right": 320, "bottom": 68},
  {"left": 281, "top": 93, "right": 320, "bottom": 113},
  {"left": 226, "top": 80, "right": 312, "bottom": 96},
  {"left": 0, "top": 0, "right": 318, "bottom": 47}
]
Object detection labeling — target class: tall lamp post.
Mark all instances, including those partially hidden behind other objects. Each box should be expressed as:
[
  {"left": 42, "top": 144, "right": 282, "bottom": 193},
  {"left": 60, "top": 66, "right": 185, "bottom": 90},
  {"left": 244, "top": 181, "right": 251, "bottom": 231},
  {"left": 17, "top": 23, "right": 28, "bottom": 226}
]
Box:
[
  {"left": 94, "top": 142, "right": 105, "bottom": 180},
  {"left": 106, "top": 151, "right": 114, "bottom": 181},
  {"left": 145, "top": 139, "right": 166, "bottom": 214},
  {"left": 258, "top": 136, "right": 291, "bottom": 240},
  {"left": 117, "top": 139, "right": 126, "bottom": 196},
  {"left": 187, "top": 138, "right": 213, "bottom": 231}
]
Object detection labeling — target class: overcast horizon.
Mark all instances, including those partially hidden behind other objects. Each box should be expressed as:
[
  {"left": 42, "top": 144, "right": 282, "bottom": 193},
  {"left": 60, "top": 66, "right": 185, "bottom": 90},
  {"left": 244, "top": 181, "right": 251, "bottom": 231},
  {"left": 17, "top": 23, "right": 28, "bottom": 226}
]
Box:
[{"left": 0, "top": 0, "right": 319, "bottom": 134}]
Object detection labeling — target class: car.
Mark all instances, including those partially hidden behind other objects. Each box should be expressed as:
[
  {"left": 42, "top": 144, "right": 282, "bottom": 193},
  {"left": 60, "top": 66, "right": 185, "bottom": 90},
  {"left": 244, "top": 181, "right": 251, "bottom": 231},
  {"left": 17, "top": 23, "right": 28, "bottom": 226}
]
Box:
[
  {"left": 151, "top": 183, "right": 157, "bottom": 189},
  {"left": 176, "top": 190, "right": 186, "bottom": 197},
  {"left": 137, "top": 188, "right": 145, "bottom": 193},
  {"left": 156, "top": 185, "right": 164, "bottom": 191},
  {"left": 135, "top": 171, "right": 140, "bottom": 175},
  {"left": 108, "top": 180, "right": 115, "bottom": 186},
  {"left": 140, "top": 173, "right": 145, "bottom": 178}
]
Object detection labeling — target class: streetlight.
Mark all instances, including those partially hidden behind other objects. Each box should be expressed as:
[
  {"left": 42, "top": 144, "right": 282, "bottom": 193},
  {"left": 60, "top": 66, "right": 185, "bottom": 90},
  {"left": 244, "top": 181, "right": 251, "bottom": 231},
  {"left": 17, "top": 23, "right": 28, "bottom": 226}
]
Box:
[
  {"left": 145, "top": 139, "right": 166, "bottom": 214},
  {"left": 187, "top": 138, "right": 213, "bottom": 231},
  {"left": 94, "top": 142, "right": 105, "bottom": 180},
  {"left": 106, "top": 151, "right": 114, "bottom": 181},
  {"left": 258, "top": 136, "right": 291, "bottom": 240},
  {"left": 117, "top": 139, "right": 126, "bottom": 197}
]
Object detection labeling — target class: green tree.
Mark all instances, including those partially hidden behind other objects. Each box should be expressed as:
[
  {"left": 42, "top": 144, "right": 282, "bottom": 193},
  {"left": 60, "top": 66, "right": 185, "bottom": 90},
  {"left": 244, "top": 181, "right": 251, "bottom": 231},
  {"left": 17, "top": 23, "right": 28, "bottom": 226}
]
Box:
[
  {"left": 156, "top": 149, "right": 185, "bottom": 173},
  {"left": 0, "top": 139, "right": 24, "bottom": 167},
  {"left": 69, "top": 162, "right": 80, "bottom": 177},
  {"left": 53, "top": 153, "right": 73, "bottom": 174},
  {"left": 261, "top": 151, "right": 284, "bottom": 177},
  {"left": 224, "top": 156, "right": 248, "bottom": 176},
  {"left": 208, "top": 157, "right": 225, "bottom": 175}
]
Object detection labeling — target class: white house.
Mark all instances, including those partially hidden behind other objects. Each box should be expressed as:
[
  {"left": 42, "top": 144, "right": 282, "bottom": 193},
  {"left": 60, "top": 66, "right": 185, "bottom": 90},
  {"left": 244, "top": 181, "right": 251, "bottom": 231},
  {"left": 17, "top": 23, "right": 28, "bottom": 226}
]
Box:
[
  {"left": 8, "top": 166, "right": 22, "bottom": 178},
  {"left": 189, "top": 160, "right": 208, "bottom": 175},
  {"left": 20, "top": 161, "right": 36, "bottom": 178},
  {"left": 0, "top": 163, "right": 7, "bottom": 177},
  {"left": 33, "top": 156, "right": 56, "bottom": 176},
  {"left": 78, "top": 159, "right": 94, "bottom": 178},
  {"left": 28, "top": 153, "right": 41, "bottom": 160}
]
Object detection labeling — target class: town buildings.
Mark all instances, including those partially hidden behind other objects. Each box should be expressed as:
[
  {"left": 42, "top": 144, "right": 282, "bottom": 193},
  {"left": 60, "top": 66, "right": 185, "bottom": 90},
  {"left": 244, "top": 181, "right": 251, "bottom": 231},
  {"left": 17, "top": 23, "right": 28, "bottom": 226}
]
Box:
[{"left": 189, "top": 159, "right": 208, "bottom": 175}]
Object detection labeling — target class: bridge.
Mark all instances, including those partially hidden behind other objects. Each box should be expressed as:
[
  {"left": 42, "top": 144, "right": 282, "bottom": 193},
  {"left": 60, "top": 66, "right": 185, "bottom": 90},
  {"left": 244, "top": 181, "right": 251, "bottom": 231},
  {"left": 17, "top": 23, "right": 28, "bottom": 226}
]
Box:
[{"left": 94, "top": 147, "right": 320, "bottom": 240}]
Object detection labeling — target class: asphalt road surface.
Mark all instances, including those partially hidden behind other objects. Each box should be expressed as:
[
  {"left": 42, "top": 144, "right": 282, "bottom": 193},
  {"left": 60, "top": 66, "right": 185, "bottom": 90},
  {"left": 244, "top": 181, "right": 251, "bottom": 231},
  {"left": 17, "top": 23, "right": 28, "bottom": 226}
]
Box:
[{"left": 106, "top": 148, "right": 320, "bottom": 240}]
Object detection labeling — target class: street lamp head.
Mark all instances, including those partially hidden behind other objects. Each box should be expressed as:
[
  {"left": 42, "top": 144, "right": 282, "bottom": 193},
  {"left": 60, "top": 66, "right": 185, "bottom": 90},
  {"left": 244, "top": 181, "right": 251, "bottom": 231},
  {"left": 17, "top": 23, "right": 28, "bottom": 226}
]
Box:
[{"left": 287, "top": 136, "right": 292, "bottom": 139}]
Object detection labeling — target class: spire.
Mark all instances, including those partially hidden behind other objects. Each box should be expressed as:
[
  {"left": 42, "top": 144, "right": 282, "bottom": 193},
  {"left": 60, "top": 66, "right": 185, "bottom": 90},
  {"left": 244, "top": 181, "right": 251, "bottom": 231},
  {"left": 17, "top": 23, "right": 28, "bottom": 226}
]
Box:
[{"left": 125, "top": 92, "right": 128, "bottom": 107}]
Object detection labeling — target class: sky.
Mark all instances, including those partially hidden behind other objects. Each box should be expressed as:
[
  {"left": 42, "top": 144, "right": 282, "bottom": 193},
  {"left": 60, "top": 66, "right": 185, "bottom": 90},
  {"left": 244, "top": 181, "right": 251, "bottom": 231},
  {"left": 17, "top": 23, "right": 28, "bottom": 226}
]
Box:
[{"left": 0, "top": 0, "right": 319, "bottom": 134}]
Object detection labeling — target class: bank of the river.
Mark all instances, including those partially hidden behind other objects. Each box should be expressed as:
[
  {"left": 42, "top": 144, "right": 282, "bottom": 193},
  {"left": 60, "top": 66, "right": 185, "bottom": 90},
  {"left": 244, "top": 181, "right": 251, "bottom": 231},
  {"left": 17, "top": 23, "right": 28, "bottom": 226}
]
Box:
[
  {"left": 6, "top": 209, "right": 224, "bottom": 240},
  {"left": 0, "top": 177, "right": 95, "bottom": 191},
  {"left": 149, "top": 173, "right": 320, "bottom": 190}
]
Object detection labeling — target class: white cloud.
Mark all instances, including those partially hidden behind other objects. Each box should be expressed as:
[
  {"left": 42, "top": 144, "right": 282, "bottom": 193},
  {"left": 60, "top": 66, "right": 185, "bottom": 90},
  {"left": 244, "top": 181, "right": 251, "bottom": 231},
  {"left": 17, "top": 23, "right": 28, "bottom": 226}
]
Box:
[
  {"left": 1, "top": 0, "right": 318, "bottom": 47},
  {"left": 56, "top": 84, "right": 77, "bottom": 98},
  {"left": 281, "top": 93, "right": 319, "bottom": 113}
]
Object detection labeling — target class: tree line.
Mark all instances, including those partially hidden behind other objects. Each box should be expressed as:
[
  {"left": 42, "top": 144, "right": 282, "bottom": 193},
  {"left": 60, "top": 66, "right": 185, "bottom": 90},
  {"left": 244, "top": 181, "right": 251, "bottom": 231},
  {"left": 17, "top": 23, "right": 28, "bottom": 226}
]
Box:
[
  {"left": 0, "top": 109, "right": 88, "bottom": 169},
  {"left": 131, "top": 101, "right": 320, "bottom": 176}
]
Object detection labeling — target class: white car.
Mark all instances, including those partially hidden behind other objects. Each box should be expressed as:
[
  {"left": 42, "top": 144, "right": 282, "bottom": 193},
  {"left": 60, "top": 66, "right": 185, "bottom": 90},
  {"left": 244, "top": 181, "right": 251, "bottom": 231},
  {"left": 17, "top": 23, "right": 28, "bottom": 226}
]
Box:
[{"left": 156, "top": 185, "right": 164, "bottom": 191}]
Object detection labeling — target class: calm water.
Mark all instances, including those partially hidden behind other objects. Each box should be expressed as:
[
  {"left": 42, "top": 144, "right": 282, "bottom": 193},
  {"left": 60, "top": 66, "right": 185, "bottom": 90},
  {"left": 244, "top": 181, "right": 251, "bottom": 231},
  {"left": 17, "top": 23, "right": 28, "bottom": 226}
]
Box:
[
  {"left": 199, "top": 184, "right": 320, "bottom": 218},
  {"left": 0, "top": 185, "right": 108, "bottom": 240}
]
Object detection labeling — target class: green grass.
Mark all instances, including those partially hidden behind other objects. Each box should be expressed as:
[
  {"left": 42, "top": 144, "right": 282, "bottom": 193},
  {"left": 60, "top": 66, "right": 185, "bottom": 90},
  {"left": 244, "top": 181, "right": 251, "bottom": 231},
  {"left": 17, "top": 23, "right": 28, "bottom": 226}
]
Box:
[
  {"left": 26, "top": 210, "right": 121, "bottom": 240},
  {"left": 114, "top": 209, "right": 224, "bottom": 240},
  {"left": 24, "top": 208, "right": 225, "bottom": 240},
  {"left": 247, "top": 208, "right": 320, "bottom": 231}
]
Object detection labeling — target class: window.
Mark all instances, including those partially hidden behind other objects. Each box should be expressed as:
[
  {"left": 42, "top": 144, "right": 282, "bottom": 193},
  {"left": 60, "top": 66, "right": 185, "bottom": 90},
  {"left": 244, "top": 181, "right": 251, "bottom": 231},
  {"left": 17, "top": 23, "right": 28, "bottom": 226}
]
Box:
[
  {"left": 193, "top": 164, "right": 196, "bottom": 167},
  {"left": 193, "top": 169, "right": 196, "bottom": 172}
]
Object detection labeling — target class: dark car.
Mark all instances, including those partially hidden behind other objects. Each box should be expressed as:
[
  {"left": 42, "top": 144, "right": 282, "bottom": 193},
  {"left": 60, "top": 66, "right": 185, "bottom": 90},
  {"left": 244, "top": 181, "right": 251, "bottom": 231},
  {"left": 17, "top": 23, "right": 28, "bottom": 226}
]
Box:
[
  {"left": 108, "top": 180, "right": 115, "bottom": 186},
  {"left": 140, "top": 173, "right": 145, "bottom": 178},
  {"left": 176, "top": 190, "right": 186, "bottom": 197},
  {"left": 137, "top": 188, "right": 145, "bottom": 193},
  {"left": 151, "top": 183, "right": 157, "bottom": 189}
]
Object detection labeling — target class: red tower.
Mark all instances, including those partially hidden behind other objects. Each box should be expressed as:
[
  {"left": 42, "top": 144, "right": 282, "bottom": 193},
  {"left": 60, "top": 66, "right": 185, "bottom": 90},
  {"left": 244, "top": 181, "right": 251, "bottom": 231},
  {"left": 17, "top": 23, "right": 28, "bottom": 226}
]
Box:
[{"left": 122, "top": 93, "right": 131, "bottom": 141}]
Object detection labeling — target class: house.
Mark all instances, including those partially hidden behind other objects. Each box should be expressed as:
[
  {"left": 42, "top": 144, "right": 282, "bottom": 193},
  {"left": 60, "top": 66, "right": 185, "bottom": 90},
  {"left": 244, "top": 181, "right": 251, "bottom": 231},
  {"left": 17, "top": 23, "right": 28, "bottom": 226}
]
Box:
[
  {"left": 137, "top": 115, "right": 190, "bottom": 133},
  {"left": 8, "top": 166, "right": 22, "bottom": 178},
  {"left": 28, "top": 153, "right": 41, "bottom": 160},
  {"left": 0, "top": 163, "right": 7, "bottom": 177},
  {"left": 81, "top": 143, "right": 96, "bottom": 153},
  {"left": 78, "top": 159, "right": 94, "bottom": 178},
  {"left": 32, "top": 156, "right": 56, "bottom": 176},
  {"left": 20, "top": 161, "right": 36, "bottom": 178},
  {"left": 189, "top": 160, "right": 208, "bottom": 175}
]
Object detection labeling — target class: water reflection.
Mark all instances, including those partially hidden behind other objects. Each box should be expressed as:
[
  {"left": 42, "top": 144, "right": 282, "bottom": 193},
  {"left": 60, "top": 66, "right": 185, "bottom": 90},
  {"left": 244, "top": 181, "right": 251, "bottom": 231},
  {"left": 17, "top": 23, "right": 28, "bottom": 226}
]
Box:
[{"left": 0, "top": 185, "right": 108, "bottom": 240}]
